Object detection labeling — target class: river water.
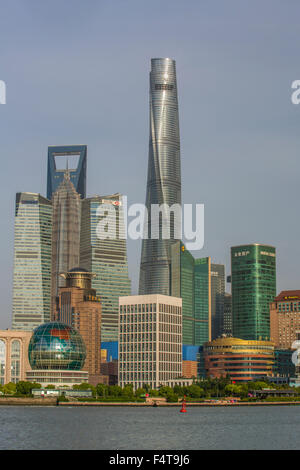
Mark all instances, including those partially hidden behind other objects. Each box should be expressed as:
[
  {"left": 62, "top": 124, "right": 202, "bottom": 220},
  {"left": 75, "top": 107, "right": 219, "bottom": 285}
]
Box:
[{"left": 0, "top": 405, "right": 299, "bottom": 450}]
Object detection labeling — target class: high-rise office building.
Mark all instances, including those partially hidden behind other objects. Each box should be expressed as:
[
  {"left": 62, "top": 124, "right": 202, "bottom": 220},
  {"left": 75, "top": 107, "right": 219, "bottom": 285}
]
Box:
[
  {"left": 210, "top": 263, "right": 225, "bottom": 339},
  {"left": 231, "top": 244, "right": 276, "bottom": 341},
  {"left": 47, "top": 145, "right": 87, "bottom": 200},
  {"left": 194, "top": 257, "right": 212, "bottom": 346},
  {"left": 170, "top": 242, "right": 211, "bottom": 347},
  {"left": 223, "top": 293, "right": 233, "bottom": 336},
  {"left": 12, "top": 193, "right": 52, "bottom": 330},
  {"left": 80, "top": 194, "right": 131, "bottom": 341},
  {"left": 119, "top": 294, "right": 183, "bottom": 390},
  {"left": 55, "top": 268, "right": 102, "bottom": 385},
  {"left": 51, "top": 170, "right": 81, "bottom": 316},
  {"left": 270, "top": 290, "right": 300, "bottom": 349},
  {"left": 139, "top": 58, "right": 181, "bottom": 295}
]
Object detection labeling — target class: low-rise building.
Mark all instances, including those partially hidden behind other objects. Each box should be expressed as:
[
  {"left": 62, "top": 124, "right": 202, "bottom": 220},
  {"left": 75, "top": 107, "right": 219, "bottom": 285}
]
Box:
[
  {"left": 0, "top": 330, "right": 32, "bottom": 384},
  {"left": 204, "top": 336, "right": 275, "bottom": 382},
  {"left": 182, "top": 360, "right": 197, "bottom": 378},
  {"left": 27, "top": 322, "right": 89, "bottom": 387}
]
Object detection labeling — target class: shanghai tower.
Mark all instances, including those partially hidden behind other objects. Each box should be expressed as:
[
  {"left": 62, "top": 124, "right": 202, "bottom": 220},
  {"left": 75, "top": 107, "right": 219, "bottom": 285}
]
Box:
[{"left": 139, "top": 58, "right": 181, "bottom": 295}]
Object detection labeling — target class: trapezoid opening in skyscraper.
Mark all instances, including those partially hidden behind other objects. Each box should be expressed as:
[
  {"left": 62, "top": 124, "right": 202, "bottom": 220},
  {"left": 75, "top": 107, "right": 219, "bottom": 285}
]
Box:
[{"left": 47, "top": 145, "right": 87, "bottom": 200}]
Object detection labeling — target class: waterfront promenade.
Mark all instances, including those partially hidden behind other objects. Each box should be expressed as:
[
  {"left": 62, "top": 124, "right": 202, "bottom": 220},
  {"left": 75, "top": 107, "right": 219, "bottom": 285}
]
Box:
[{"left": 1, "top": 397, "right": 300, "bottom": 406}]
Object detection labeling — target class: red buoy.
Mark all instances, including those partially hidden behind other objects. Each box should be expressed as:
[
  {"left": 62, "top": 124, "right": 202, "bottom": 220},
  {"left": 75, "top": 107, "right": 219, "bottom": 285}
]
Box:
[{"left": 180, "top": 395, "right": 187, "bottom": 413}]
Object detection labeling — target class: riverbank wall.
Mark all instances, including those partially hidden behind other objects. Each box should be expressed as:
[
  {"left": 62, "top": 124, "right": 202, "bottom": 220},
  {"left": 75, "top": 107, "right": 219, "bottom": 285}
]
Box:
[{"left": 0, "top": 397, "right": 300, "bottom": 406}]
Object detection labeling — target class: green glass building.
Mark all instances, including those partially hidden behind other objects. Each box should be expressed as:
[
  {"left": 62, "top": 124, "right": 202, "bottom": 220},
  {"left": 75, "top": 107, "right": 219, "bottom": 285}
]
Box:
[
  {"left": 170, "top": 241, "right": 211, "bottom": 346},
  {"left": 231, "top": 244, "right": 276, "bottom": 341},
  {"left": 80, "top": 194, "right": 131, "bottom": 342},
  {"left": 210, "top": 263, "right": 225, "bottom": 339},
  {"left": 194, "top": 257, "right": 211, "bottom": 346},
  {"left": 12, "top": 193, "right": 52, "bottom": 330}
]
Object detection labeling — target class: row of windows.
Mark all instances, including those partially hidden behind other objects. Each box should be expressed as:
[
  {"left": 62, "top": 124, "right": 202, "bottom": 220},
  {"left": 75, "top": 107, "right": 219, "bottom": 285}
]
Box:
[
  {"left": 119, "top": 343, "right": 155, "bottom": 352},
  {"left": 278, "top": 302, "right": 300, "bottom": 312},
  {"left": 120, "top": 314, "right": 156, "bottom": 324},
  {"left": 120, "top": 304, "right": 181, "bottom": 315},
  {"left": 0, "top": 340, "right": 21, "bottom": 382},
  {"left": 119, "top": 372, "right": 157, "bottom": 381}
]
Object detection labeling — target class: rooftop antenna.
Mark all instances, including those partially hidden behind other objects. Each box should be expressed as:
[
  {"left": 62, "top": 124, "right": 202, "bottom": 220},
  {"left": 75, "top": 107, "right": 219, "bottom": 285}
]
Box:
[{"left": 64, "top": 158, "right": 70, "bottom": 180}]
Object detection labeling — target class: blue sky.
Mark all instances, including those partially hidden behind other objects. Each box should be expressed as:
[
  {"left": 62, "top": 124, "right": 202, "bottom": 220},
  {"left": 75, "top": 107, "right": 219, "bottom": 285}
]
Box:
[{"left": 0, "top": 0, "right": 300, "bottom": 328}]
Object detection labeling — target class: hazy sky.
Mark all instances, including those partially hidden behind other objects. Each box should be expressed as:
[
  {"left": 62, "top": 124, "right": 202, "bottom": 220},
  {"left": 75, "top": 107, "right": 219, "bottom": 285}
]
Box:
[{"left": 0, "top": 0, "right": 300, "bottom": 329}]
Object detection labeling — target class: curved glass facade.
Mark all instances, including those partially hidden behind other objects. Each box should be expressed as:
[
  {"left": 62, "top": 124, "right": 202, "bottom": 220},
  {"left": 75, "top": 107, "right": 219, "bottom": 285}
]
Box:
[
  {"left": 231, "top": 244, "right": 276, "bottom": 341},
  {"left": 139, "top": 58, "right": 181, "bottom": 295},
  {"left": 28, "top": 322, "right": 86, "bottom": 370}
]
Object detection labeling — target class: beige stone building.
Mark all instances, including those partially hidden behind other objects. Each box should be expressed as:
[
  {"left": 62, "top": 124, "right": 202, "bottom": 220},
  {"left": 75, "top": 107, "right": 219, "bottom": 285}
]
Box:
[
  {"left": 270, "top": 290, "right": 300, "bottom": 349},
  {"left": 182, "top": 360, "right": 198, "bottom": 378},
  {"left": 0, "top": 330, "right": 32, "bottom": 384},
  {"left": 119, "top": 294, "right": 183, "bottom": 390}
]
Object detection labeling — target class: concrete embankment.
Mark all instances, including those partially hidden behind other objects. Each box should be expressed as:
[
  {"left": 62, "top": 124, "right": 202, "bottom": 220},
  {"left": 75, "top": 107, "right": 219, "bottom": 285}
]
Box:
[
  {"left": 59, "top": 401, "right": 300, "bottom": 407},
  {"left": 0, "top": 398, "right": 300, "bottom": 406},
  {"left": 0, "top": 397, "right": 57, "bottom": 406}
]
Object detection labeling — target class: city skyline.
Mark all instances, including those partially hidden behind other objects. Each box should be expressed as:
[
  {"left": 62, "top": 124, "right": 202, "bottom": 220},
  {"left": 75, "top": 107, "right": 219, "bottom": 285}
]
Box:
[{"left": 1, "top": 1, "right": 300, "bottom": 328}]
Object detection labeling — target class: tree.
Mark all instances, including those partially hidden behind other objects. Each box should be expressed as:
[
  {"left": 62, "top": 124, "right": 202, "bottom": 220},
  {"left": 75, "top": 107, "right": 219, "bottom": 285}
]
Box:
[
  {"left": 45, "top": 384, "right": 55, "bottom": 389},
  {"left": 3, "top": 382, "right": 16, "bottom": 395},
  {"left": 16, "top": 381, "right": 41, "bottom": 396},
  {"left": 166, "top": 391, "right": 179, "bottom": 403},
  {"left": 108, "top": 385, "right": 123, "bottom": 397},
  {"left": 187, "top": 384, "right": 204, "bottom": 398},
  {"left": 122, "top": 384, "right": 134, "bottom": 398},
  {"left": 251, "top": 381, "right": 272, "bottom": 390},
  {"left": 135, "top": 387, "right": 146, "bottom": 398},
  {"left": 96, "top": 383, "right": 109, "bottom": 397},
  {"left": 159, "top": 386, "right": 173, "bottom": 397},
  {"left": 72, "top": 383, "right": 96, "bottom": 396}
]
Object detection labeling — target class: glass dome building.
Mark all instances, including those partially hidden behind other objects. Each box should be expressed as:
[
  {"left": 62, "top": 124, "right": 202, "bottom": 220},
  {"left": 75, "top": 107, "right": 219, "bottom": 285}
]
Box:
[{"left": 28, "top": 322, "right": 86, "bottom": 371}]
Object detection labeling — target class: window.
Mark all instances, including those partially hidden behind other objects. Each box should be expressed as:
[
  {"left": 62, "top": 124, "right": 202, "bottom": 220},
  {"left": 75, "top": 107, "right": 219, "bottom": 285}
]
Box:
[
  {"left": 0, "top": 340, "right": 5, "bottom": 385},
  {"left": 155, "top": 83, "right": 174, "bottom": 91}
]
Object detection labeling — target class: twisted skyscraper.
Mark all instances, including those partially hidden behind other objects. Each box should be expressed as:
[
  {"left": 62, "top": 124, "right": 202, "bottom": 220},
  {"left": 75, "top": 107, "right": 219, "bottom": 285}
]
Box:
[{"left": 139, "top": 58, "right": 181, "bottom": 295}]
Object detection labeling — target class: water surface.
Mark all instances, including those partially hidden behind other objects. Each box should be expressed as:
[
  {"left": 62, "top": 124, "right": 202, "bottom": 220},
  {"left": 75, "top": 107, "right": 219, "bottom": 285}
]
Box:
[{"left": 0, "top": 405, "right": 299, "bottom": 450}]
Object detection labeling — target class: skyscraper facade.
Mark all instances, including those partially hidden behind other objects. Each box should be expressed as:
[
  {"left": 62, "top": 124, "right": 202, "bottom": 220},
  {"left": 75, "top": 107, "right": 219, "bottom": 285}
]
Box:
[
  {"left": 55, "top": 268, "right": 102, "bottom": 385},
  {"left": 12, "top": 193, "right": 52, "bottom": 330},
  {"left": 80, "top": 194, "right": 131, "bottom": 342},
  {"left": 170, "top": 242, "right": 211, "bottom": 346},
  {"left": 270, "top": 290, "right": 300, "bottom": 349},
  {"left": 231, "top": 244, "right": 276, "bottom": 341},
  {"left": 47, "top": 145, "right": 87, "bottom": 200},
  {"left": 210, "top": 263, "right": 225, "bottom": 340},
  {"left": 51, "top": 171, "right": 81, "bottom": 316},
  {"left": 194, "top": 257, "right": 212, "bottom": 346},
  {"left": 119, "top": 294, "right": 183, "bottom": 390},
  {"left": 139, "top": 58, "right": 181, "bottom": 295},
  {"left": 223, "top": 292, "right": 233, "bottom": 336}
]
